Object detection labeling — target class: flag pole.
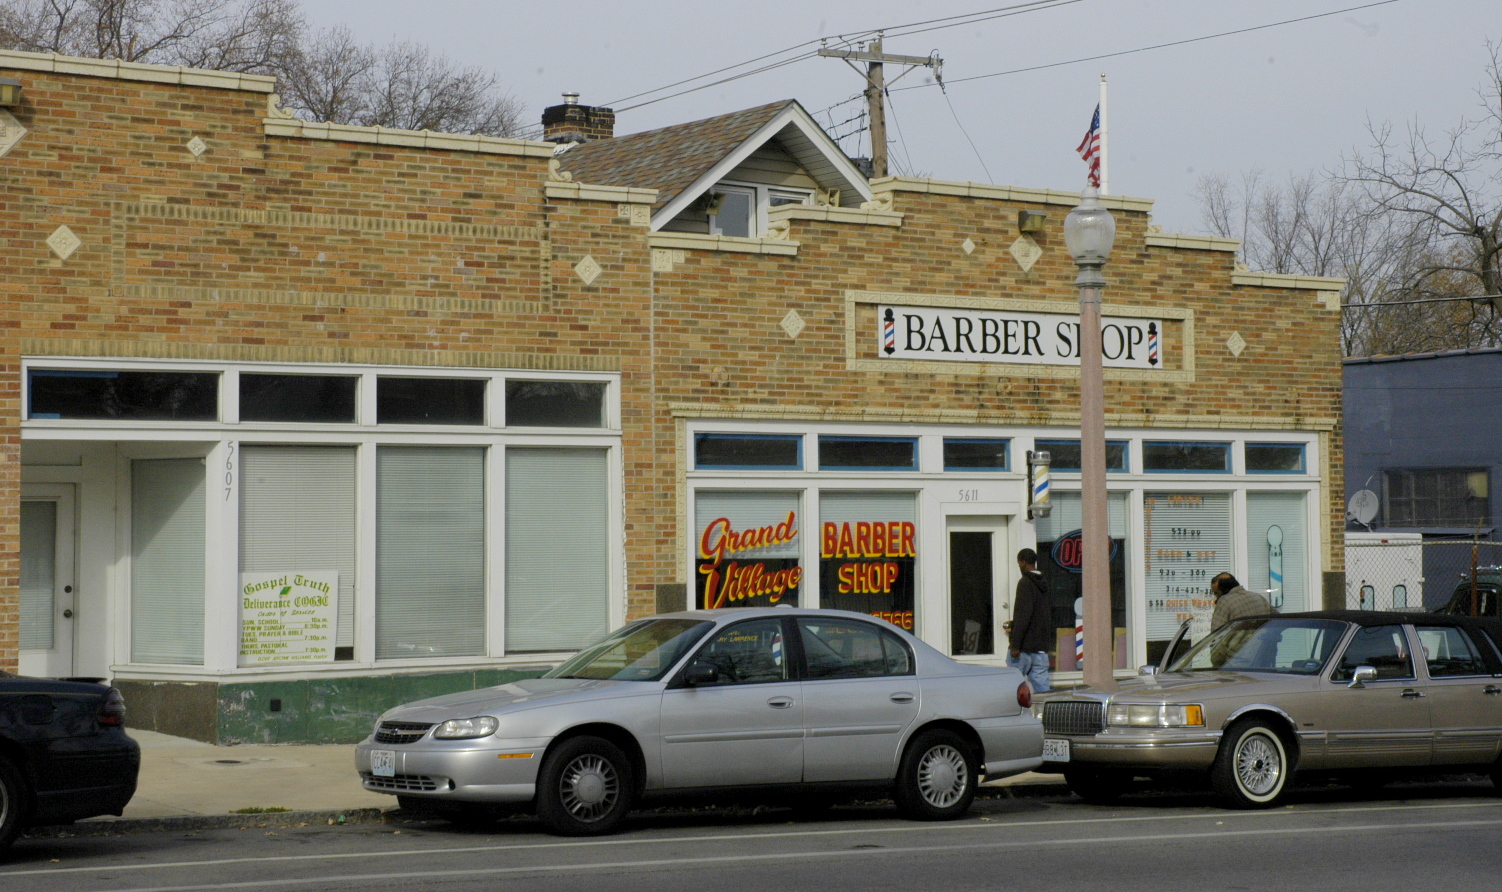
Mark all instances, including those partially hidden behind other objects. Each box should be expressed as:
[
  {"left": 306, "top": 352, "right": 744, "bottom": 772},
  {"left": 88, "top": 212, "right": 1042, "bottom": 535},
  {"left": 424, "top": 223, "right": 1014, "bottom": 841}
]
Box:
[{"left": 1098, "top": 74, "right": 1109, "bottom": 195}]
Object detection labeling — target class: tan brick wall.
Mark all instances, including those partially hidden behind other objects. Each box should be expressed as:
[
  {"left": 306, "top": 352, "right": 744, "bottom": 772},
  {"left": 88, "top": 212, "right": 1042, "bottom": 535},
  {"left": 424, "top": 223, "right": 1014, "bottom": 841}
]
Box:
[{"left": 0, "top": 62, "right": 1345, "bottom": 664}]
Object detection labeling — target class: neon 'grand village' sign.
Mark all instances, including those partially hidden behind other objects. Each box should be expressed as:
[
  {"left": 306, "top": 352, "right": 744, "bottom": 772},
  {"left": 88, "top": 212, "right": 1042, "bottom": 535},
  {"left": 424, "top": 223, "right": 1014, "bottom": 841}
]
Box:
[{"left": 878, "top": 305, "right": 1163, "bottom": 369}]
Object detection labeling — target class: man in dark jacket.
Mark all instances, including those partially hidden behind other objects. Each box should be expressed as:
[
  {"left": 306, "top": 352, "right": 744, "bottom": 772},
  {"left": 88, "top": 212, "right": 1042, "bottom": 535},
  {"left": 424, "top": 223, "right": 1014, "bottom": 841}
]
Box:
[{"left": 1007, "top": 548, "right": 1053, "bottom": 692}]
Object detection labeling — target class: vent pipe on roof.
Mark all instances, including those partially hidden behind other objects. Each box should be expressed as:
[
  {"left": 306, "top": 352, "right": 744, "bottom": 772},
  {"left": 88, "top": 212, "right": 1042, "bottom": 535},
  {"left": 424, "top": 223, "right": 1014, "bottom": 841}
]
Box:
[{"left": 542, "top": 93, "right": 615, "bottom": 143}]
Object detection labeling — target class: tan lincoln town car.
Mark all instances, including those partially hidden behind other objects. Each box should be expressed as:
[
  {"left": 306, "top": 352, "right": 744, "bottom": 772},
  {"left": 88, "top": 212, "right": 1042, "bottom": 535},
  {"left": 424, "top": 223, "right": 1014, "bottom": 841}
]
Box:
[{"left": 1037, "top": 610, "right": 1502, "bottom": 808}]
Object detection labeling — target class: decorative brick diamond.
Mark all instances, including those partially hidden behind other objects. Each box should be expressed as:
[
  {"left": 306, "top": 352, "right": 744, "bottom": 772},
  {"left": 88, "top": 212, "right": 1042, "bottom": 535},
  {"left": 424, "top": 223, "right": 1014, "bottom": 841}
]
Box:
[
  {"left": 781, "top": 309, "right": 806, "bottom": 339},
  {"left": 575, "top": 255, "right": 602, "bottom": 285},
  {"left": 1010, "top": 236, "right": 1042, "bottom": 272},
  {"left": 0, "top": 110, "right": 27, "bottom": 159},
  {"left": 1227, "top": 331, "right": 1246, "bottom": 357},
  {"left": 961, "top": 237, "right": 976, "bottom": 255},
  {"left": 47, "top": 225, "right": 81, "bottom": 260},
  {"left": 186, "top": 136, "right": 208, "bottom": 157}
]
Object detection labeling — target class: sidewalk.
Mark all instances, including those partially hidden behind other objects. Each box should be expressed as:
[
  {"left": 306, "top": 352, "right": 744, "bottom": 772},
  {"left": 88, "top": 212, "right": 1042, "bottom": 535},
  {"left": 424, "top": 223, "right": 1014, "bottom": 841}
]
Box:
[{"left": 34, "top": 729, "right": 1068, "bottom": 837}]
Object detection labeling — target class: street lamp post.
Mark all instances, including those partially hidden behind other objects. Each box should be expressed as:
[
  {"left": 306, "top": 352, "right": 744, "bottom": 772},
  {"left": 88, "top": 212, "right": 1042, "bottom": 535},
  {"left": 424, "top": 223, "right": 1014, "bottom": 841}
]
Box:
[{"left": 1063, "top": 187, "right": 1117, "bottom": 692}]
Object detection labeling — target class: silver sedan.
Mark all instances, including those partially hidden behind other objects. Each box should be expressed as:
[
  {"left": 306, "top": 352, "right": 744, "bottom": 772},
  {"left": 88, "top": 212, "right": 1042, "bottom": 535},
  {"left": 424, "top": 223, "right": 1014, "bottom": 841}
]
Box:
[{"left": 355, "top": 608, "right": 1043, "bottom": 834}]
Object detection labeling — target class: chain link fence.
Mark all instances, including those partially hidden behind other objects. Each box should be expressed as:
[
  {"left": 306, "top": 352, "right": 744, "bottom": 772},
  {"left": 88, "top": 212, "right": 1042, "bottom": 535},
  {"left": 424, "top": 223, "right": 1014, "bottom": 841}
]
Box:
[{"left": 1345, "top": 534, "right": 1502, "bottom": 611}]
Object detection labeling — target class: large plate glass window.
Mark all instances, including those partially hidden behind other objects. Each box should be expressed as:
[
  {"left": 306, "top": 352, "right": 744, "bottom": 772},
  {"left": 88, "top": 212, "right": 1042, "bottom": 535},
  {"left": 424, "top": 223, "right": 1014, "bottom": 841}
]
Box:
[
  {"left": 30, "top": 369, "right": 218, "bottom": 421},
  {"left": 505, "top": 448, "right": 610, "bottom": 651},
  {"left": 694, "top": 491, "right": 802, "bottom": 609},
  {"left": 1035, "top": 492, "right": 1131, "bottom": 671},
  {"left": 504, "top": 380, "right": 606, "bottom": 428},
  {"left": 1143, "top": 491, "right": 1232, "bottom": 661},
  {"left": 1246, "top": 492, "right": 1307, "bottom": 612},
  {"left": 131, "top": 458, "right": 206, "bottom": 664},
  {"left": 376, "top": 447, "right": 486, "bottom": 658},
  {"left": 239, "top": 446, "right": 357, "bottom": 661},
  {"left": 818, "top": 492, "right": 917, "bottom": 630}
]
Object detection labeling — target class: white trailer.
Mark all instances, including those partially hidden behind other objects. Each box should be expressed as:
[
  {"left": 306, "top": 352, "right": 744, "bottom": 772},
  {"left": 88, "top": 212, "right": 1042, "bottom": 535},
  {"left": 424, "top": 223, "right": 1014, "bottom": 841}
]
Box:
[{"left": 1344, "top": 532, "right": 1424, "bottom": 610}]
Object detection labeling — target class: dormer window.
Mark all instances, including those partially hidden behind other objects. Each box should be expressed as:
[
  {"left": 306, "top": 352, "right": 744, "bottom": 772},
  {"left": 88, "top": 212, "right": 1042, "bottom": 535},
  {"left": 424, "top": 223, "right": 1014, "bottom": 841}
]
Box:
[{"left": 708, "top": 182, "right": 813, "bottom": 238}]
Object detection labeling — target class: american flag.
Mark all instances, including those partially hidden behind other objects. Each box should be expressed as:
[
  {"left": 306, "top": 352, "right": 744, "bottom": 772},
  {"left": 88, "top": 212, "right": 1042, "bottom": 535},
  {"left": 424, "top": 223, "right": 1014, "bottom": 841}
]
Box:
[{"left": 1076, "top": 104, "right": 1101, "bottom": 187}]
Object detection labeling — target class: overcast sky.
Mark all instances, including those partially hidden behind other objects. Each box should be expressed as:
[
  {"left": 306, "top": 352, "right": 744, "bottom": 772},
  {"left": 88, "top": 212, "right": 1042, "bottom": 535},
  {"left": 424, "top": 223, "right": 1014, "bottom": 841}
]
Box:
[{"left": 296, "top": 0, "right": 1493, "bottom": 232}]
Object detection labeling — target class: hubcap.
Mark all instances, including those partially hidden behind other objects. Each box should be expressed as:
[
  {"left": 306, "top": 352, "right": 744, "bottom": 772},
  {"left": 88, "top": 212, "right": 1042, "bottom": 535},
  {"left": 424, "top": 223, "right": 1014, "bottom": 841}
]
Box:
[
  {"left": 1235, "top": 733, "right": 1282, "bottom": 797},
  {"left": 917, "top": 744, "right": 968, "bottom": 807},
  {"left": 559, "top": 754, "right": 619, "bottom": 822}
]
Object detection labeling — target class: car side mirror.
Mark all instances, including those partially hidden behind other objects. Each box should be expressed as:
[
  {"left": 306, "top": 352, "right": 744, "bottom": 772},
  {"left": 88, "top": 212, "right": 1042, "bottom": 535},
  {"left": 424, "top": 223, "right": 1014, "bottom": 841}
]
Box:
[
  {"left": 682, "top": 659, "right": 720, "bottom": 687},
  {"left": 1138, "top": 664, "right": 1160, "bottom": 677},
  {"left": 1348, "top": 665, "right": 1377, "bottom": 689}
]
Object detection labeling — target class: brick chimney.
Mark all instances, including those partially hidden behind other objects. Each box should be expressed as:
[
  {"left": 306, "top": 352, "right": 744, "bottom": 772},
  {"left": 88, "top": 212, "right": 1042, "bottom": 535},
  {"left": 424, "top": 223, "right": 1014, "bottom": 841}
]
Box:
[{"left": 541, "top": 92, "right": 615, "bottom": 143}]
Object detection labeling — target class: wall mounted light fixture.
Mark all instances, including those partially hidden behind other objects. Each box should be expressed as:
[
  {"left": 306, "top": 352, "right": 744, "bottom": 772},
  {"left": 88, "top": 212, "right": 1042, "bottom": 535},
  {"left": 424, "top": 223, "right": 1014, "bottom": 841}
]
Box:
[{"left": 0, "top": 77, "right": 21, "bottom": 107}]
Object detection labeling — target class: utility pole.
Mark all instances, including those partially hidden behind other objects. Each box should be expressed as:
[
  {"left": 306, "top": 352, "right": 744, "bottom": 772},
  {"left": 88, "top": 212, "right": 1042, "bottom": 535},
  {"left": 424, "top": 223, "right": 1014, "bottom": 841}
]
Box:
[{"left": 818, "top": 35, "right": 940, "bottom": 178}]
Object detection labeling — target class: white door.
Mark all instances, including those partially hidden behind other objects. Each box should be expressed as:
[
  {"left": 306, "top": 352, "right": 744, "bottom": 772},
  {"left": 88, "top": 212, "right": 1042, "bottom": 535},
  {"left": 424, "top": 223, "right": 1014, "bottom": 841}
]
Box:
[
  {"left": 946, "top": 516, "right": 1009, "bottom": 657},
  {"left": 20, "top": 484, "right": 77, "bottom": 678}
]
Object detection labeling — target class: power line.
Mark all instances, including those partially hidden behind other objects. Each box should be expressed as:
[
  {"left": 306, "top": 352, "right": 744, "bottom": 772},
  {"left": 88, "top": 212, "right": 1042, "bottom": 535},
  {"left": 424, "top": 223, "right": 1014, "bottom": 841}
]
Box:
[
  {"left": 893, "top": 0, "right": 1404, "bottom": 93},
  {"left": 1343, "top": 292, "right": 1502, "bottom": 310}
]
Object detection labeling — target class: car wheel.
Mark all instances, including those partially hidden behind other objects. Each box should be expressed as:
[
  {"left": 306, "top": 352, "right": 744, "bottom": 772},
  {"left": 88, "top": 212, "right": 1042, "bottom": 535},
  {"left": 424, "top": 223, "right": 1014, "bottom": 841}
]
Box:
[
  {"left": 1065, "top": 767, "right": 1129, "bottom": 804},
  {"left": 1212, "top": 719, "right": 1291, "bottom": 808},
  {"left": 0, "top": 756, "right": 30, "bottom": 850},
  {"left": 535, "top": 735, "right": 635, "bottom": 836},
  {"left": 893, "top": 729, "right": 977, "bottom": 821}
]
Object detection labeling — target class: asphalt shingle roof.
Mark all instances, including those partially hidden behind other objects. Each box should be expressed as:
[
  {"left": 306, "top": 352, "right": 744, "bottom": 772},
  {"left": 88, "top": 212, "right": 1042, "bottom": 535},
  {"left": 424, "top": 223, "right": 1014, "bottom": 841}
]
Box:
[{"left": 553, "top": 100, "right": 798, "bottom": 212}]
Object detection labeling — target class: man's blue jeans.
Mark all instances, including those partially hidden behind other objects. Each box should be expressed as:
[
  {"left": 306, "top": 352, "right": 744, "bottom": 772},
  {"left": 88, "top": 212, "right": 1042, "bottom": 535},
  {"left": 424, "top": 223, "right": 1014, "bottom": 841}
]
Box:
[{"left": 1008, "top": 650, "right": 1051, "bottom": 693}]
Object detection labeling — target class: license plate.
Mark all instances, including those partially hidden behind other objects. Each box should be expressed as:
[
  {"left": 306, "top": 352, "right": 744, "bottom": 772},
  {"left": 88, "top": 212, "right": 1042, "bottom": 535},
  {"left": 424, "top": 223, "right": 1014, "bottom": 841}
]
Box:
[
  {"left": 1042, "top": 738, "right": 1071, "bottom": 762},
  {"left": 371, "top": 749, "right": 396, "bottom": 777}
]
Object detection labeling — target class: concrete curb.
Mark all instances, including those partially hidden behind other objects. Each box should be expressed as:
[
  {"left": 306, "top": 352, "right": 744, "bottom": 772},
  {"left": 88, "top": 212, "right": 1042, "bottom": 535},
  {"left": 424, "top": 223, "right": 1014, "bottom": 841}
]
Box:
[{"left": 24, "top": 807, "right": 394, "bottom": 839}]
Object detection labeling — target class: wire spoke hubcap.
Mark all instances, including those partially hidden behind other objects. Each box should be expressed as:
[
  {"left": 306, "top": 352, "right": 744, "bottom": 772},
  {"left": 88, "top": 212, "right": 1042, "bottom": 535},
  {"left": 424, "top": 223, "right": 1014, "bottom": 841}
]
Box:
[
  {"left": 559, "top": 754, "right": 619, "bottom": 822},
  {"left": 1235, "top": 735, "right": 1282, "bottom": 796},
  {"left": 917, "top": 744, "right": 968, "bottom": 807}
]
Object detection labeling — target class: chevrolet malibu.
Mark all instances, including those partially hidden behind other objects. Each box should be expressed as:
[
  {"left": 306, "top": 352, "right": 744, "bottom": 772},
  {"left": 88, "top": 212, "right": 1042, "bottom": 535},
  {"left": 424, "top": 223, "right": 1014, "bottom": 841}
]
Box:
[
  {"left": 356, "top": 608, "right": 1044, "bottom": 835},
  {"left": 1037, "top": 610, "right": 1502, "bottom": 808}
]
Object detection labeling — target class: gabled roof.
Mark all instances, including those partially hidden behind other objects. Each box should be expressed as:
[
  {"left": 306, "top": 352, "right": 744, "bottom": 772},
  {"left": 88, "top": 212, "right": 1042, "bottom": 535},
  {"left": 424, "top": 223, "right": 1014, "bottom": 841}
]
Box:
[{"left": 554, "top": 99, "right": 874, "bottom": 231}]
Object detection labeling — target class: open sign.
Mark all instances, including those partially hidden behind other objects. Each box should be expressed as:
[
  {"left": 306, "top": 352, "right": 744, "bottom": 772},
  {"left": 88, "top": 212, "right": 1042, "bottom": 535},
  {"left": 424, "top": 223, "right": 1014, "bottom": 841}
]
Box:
[{"left": 1050, "top": 529, "right": 1120, "bottom": 574}]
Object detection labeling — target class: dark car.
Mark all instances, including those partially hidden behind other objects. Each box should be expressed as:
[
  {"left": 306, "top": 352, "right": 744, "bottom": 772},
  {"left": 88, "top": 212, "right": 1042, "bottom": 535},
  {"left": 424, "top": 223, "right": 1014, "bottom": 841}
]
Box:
[
  {"left": 1434, "top": 568, "right": 1502, "bottom": 617},
  {"left": 0, "top": 674, "right": 140, "bottom": 849}
]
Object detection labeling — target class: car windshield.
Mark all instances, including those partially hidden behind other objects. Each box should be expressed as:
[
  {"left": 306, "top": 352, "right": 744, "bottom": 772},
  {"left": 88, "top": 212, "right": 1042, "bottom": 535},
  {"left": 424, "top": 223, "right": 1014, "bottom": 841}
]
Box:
[
  {"left": 1168, "top": 617, "right": 1347, "bottom": 674},
  {"left": 545, "top": 618, "right": 714, "bottom": 682}
]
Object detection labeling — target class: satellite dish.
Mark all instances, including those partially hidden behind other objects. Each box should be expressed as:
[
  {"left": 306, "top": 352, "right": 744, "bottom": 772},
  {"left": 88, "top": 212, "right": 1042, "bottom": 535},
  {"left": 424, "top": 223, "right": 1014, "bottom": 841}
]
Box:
[{"left": 1348, "top": 490, "right": 1379, "bottom": 525}]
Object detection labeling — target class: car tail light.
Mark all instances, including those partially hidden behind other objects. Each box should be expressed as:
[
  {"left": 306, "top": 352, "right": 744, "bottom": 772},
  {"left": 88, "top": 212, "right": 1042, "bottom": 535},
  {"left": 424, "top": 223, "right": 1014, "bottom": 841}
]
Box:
[
  {"left": 99, "top": 687, "right": 127, "bottom": 727},
  {"left": 1016, "top": 681, "right": 1032, "bottom": 709}
]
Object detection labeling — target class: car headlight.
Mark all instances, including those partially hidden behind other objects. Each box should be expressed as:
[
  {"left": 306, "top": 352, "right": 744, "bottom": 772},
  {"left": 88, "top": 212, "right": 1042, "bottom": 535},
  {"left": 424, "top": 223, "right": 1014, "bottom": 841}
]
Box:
[
  {"left": 1106, "top": 702, "right": 1205, "bottom": 728},
  {"left": 432, "top": 716, "right": 500, "bottom": 739}
]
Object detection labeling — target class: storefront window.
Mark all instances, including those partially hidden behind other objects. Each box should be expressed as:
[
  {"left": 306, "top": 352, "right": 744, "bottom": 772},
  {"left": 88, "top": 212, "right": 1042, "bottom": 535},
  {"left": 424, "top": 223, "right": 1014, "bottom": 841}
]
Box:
[
  {"left": 377, "top": 377, "right": 486, "bottom": 425},
  {"left": 1246, "top": 443, "right": 1305, "bottom": 473},
  {"left": 1144, "top": 441, "right": 1231, "bottom": 473},
  {"left": 375, "top": 447, "right": 486, "bottom": 658},
  {"left": 1144, "top": 491, "right": 1231, "bottom": 660},
  {"left": 131, "top": 458, "right": 206, "bottom": 665},
  {"left": 942, "top": 438, "right": 1009, "bottom": 471},
  {"left": 695, "top": 491, "right": 803, "bottom": 609},
  {"left": 239, "top": 374, "right": 356, "bottom": 423},
  {"left": 1036, "top": 439, "right": 1129, "bottom": 472},
  {"left": 818, "top": 436, "right": 918, "bottom": 471},
  {"left": 506, "top": 448, "right": 610, "bottom": 651},
  {"left": 1246, "top": 492, "right": 1307, "bottom": 612},
  {"left": 31, "top": 369, "right": 218, "bottom": 421},
  {"left": 1035, "top": 493, "right": 1131, "bottom": 671},
  {"left": 695, "top": 433, "right": 802, "bottom": 470},
  {"left": 818, "top": 492, "right": 917, "bottom": 630},
  {"left": 505, "top": 381, "right": 606, "bottom": 428}
]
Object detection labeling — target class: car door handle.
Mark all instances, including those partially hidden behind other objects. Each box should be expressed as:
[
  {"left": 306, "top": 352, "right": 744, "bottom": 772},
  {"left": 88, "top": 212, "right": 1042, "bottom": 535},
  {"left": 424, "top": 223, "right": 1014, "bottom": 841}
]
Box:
[
  {"left": 767, "top": 697, "right": 795, "bottom": 709},
  {"left": 1400, "top": 689, "right": 1425, "bottom": 699},
  {"left": 890, "top": 692, "right": 915, "bottom": 703}
]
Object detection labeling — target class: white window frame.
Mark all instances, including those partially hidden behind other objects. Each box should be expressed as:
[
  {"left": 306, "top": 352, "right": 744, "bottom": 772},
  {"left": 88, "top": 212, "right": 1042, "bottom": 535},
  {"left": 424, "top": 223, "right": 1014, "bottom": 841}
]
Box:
[{"left": 709, "top": 181, "right": 813, "bottom": 238}]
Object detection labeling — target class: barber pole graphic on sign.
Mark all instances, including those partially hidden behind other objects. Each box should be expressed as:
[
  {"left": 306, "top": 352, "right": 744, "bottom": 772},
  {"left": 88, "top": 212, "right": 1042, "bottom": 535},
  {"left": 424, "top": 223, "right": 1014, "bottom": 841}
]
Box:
[{"left": 878, "top": 305, "right": 1164, "bottom": 369}]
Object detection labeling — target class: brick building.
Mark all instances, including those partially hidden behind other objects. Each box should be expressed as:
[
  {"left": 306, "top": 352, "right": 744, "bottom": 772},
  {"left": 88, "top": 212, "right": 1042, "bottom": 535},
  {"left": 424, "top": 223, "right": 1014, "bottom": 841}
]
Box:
[{"left": 1, "top": 51, "right": 1346, "bottom": 742}]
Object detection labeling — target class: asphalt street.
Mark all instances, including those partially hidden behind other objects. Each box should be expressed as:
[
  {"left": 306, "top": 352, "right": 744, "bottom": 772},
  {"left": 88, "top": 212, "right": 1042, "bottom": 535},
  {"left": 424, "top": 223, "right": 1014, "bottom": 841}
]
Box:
[{"left": 3, "top": 781, "right": 1500, "bottom": 892}]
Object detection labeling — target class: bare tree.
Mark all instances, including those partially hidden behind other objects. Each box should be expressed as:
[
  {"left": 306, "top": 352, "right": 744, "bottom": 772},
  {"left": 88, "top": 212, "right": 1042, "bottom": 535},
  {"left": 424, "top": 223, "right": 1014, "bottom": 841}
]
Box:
[
  {"left": 0, "top": 1, "right": 526, "bottom": 137},
  {"left": 0, "top": 0, "right": 302, "bottom": 71},
  {"left": 278, "top": 30, "right": 524, "bottom": 137}
]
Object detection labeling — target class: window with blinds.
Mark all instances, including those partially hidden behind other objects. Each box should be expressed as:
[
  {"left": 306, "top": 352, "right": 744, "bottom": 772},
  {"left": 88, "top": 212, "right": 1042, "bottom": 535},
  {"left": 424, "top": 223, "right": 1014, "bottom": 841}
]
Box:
[
  {"left": 20, "top": 501, "right": 56, "bottom": 651},
  {"left": 131, "top": 458, "right": 206, "bottom": 665},
  {"left": 1143, "top": 491, "right": 1231, "bottom": 643},
  {"left": 1247, "top": 492, "right": 1306, "bottom": 612},
  {"left": 376, "top": 447, "right": 486, "bottom": 659},
  {"left": 505, "top": 448, "right": 610, "bottom": 652},
  {"left": 239, "top": 446, "right": 357, "bottom": 655}
]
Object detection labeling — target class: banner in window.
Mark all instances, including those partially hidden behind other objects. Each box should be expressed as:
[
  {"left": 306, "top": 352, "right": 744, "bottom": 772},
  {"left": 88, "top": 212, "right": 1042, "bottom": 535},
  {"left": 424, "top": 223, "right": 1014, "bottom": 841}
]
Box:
[
  {"left": 238, "top": 571, "right": 338, "bottom": 665},
  {"left": 695, "top": 492, "right": 802, "bottom": 609}
]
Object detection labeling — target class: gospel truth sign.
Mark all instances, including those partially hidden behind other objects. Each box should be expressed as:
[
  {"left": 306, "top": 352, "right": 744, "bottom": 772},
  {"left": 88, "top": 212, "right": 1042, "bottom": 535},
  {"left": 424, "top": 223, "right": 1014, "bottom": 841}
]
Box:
[{"left": 878, "top": 305, "right": 1163, "bottom": 369}]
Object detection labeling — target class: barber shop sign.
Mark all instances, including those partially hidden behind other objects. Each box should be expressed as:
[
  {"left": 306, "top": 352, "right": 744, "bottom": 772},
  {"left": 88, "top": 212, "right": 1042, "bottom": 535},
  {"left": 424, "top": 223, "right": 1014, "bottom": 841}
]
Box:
[{"left": 878, "top": 305, "right": 1162, "bottom": 369}]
